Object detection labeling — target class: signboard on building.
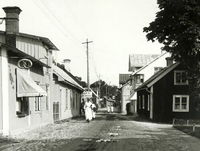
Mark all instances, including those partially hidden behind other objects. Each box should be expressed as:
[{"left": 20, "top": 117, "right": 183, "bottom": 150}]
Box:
[{"left": 82, "top": 90, "right": 92, "bottom": 99}]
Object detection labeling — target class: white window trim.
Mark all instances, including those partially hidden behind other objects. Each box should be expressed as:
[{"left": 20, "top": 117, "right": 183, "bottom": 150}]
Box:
[
  {"left": 35, "top": 97, "right": 41, "bottom": 111},
  {"left": 173, "top": 95, "right": 189, "bottom": 112},
  {"left": 174, "top": 70, "right": 188, "bottom": 85}
]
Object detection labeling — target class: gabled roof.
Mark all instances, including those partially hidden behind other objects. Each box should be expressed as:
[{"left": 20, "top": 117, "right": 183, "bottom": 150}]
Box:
[
  {"left": 0, "top": 31, "right": 59, "bottom": 50},
  {"left": 131, "top": 52, "right": 168, "bottom": 76},
  {"left": 53, "top": 64, "right": 84, "bottom": 91},
  {"left": 135, "top": 63, "right": 179, "bottom": 91},
  {"left": 129, "top": 54, "right": 159, "bottom": 71}
]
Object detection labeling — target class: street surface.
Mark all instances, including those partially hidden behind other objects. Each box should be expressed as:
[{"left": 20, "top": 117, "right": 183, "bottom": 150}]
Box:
[{"left": 1, "top": 110, "right": 200, "bottom": 151}]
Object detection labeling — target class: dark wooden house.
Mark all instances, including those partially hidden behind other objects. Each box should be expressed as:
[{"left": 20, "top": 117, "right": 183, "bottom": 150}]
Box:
[{"left": 135, "top": 62, "right": 200, "bottom": 123}]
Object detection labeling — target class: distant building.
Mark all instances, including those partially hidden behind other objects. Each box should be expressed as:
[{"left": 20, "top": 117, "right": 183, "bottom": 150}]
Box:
[
  {"left": 121, "top": 53, "right": 169, "bottom": 115},
  {"left": 128, "top": 54, "right": 159, "bottom": 72},
  {"left": 52, "top": 64, "right": 84, "bottom": 122},
  {"left": 119, "top": 74, "right": 130, "bottom": 87},
  {"left": 129, "top": 52, "right": 170, "bottom": 114}
]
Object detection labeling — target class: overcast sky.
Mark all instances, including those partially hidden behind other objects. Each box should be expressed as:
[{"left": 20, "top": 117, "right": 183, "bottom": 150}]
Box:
[{"left": 0, "top": 0, "right": 163, "bottom": 86}]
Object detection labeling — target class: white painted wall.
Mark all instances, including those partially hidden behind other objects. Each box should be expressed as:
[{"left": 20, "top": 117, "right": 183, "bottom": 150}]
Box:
[{"left": 121, "top": 84, "right": 131, "bottom": 114}]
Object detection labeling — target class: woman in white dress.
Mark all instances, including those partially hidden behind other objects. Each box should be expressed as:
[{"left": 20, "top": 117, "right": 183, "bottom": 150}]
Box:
[{"left": 84, "top": 99, "right": 93, "bottom": 122}]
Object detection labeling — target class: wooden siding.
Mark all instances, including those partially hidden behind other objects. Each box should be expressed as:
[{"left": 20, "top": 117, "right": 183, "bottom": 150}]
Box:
[
  {"left": 16, "top": 36, "right": 48, "bottom": 65},
  {"left": 0, "top": 35, "right": 5, "bottom": 43},
  {"left": 0, "top": 48, "right": 3, "bottom": 132},
  {"left": 137, "top": 64, "right": 200, "bottom": 123}
]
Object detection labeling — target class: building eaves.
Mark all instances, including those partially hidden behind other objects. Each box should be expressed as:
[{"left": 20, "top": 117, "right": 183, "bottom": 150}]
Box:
[
  {"left": 1, "top": 42, "right": 50, "bottom": 68},
  {"left": 53, "top": 65, "right": 84, "bottom": 91},
  {"left": 0, "top": 31, "right": 59, "bottom": 51},
  {"left": 135, "top": 63, "right": 179, "bottom": 91},
  {"left": 131, "top": 52, "right": 168, "bottom": 76}
]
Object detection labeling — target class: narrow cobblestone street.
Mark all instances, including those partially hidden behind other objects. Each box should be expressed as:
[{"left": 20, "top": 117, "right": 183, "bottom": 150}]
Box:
[{"left": 1, "top": 110, "right": 200, "bottom": 151}]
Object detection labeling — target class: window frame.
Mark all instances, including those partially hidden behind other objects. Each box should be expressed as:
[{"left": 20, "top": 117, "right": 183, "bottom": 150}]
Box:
[
  {"left": 16, "top": 97, "right": 29, "bottom": 117},
  {"left": 172, "top": 95, "right": 189, "bottom": 112},
  {"left": 174, "top": 70, "right": 188, "bottom": 85}
]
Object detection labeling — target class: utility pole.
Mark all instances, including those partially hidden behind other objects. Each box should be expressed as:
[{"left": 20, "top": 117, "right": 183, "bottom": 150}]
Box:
[{"left": 82, "top": 39, "right": 93, "bottom": 90}]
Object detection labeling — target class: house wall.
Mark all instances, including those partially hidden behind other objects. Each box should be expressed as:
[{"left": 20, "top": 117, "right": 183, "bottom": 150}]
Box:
[
  {"left": 7, "top": 50, "right": 53, "bottom": 135},
  {"left": 153, "top": 65, "right": 190, "bottom": 122},
  {"left": 121, "top": 84, "right": 131, "bottom": 114},
  {"left": 138, "top": 64, "right": 200, "bottom": 123},
  {"left": 137, "top": 90, "right": 150, "bottom": 118},
  {"left": 130, "top": 53, "right": 170, "bottom": 115},
  {"left": 52, "top": 80, "right": 81, "bottom": 121},
  {"left": 0, "top": 48, "right": 3, "bottom": 133},
  {"left": 139, "top": 53, "right": 169, "bottom": 82},
  {"left": 0, "top": 35, "right": 5, "bottom": 133},
  {"left": 16, "top": 36, "right": 49, "bottom": 65}
]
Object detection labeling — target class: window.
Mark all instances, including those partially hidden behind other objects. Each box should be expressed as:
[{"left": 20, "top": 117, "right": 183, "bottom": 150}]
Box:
[
  {"left": 142, "top": 95, "right": 145, "bottom": 109},
  {"left": 174, "top": 71, "right": 188, "bottom": 85},
  {"left": 35, "top": 97, "right": 41, "bottom": 111},
  {"left": 173, "top": 95, "right": 189, "bottom": 112},
  {"left": 46, "top": 85, "right": 49, "bottom": 110},
  {"left": 16, "top": 97, "right": 29, "bottom": 117},
  {"left": 135, "top": 74, "right": 144, "bottom": 84}
]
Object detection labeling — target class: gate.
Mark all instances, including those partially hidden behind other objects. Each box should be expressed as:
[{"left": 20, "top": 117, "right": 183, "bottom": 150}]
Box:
[{"left": 53, "top": 102, "right": 60, "bottom": 122}]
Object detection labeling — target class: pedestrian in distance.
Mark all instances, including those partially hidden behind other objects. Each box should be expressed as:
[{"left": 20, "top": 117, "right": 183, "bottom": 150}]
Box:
[
  {"left": 80, "top": 99, "right": 85, "bottom": 116},
  {"left": 84, "top": 98, "right": 93, "bottom": 123},
  {"left": 91, "top": 100, "right": 97, "bottom": 119}
]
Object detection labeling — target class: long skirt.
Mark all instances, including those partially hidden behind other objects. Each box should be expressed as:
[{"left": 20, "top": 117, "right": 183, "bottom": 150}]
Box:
[{"left": 85, "top": 108, "right": 93, "bottom": 121}]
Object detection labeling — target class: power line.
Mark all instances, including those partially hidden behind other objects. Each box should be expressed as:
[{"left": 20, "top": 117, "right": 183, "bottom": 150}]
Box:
[{"left": 39, "top": 0, "right": 83, "bottom": 44}]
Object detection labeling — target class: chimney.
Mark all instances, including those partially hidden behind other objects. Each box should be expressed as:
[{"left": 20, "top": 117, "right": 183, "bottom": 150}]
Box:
[
  {"left": 166, "top": 57, "right": 173, "bottom": 66},
  {"left": 3, "top": 6, "right": 22, "bottom": 33},
  {"left": 63, "top": 59, "right": 71, "bottom": 72}
]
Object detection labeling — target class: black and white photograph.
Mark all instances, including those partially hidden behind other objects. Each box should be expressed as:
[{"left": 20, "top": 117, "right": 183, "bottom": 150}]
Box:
[{"left": 0, "top": 0, "right": 200, "bottom": 150}]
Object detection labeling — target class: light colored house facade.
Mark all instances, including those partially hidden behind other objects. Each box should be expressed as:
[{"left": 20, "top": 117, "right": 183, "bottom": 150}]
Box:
[
  {"left": 0, "top": 6, "right": 59, "bottom": 135},
  {"left": 129, "top": 52, "right": 170, "bottom": 114},
  {"left": 52, "top": 64, "right": 84, "bottom": 122},
  {"left": 120, "top": 82, "right": 132, "bottom": 114},
  {"left": 120, "top": 53, "right": 170, "bottom": 114}
]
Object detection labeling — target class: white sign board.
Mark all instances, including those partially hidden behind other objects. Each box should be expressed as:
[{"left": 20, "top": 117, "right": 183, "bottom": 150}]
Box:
[{"left": 82, "top": 90, "right": 92, "bottom": 99}]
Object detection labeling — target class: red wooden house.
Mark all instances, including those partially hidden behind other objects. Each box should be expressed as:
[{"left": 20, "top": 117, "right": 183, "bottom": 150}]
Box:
[{"left": 135, "top": 62, "right": 200, "bottom": 123}]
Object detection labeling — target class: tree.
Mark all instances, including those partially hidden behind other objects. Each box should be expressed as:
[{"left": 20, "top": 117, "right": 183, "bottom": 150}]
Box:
[
  {"left": 90, "top": 80, "right": 118, "bottom": 98},
  {"left": 144, "top": 0, "right": 200, "bottom": 92}
]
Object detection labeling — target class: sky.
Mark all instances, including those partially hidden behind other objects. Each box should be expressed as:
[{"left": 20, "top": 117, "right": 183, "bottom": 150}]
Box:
[{"left": 0, "top": 0, "right": 163, "bottom": 86}]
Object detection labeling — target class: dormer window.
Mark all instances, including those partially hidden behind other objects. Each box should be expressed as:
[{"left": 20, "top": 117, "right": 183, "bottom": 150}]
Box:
[{"left": 174, "top": 70, "right": 188, "bottom": 85}]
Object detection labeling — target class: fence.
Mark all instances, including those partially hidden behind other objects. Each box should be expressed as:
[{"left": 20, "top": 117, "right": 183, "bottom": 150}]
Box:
[{"left": 173, "top": 118, "right": 200, "bottom": 132}]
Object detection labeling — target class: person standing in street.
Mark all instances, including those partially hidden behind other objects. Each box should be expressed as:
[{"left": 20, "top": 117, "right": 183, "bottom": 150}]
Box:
[
  {"left": 84, "top": 98, "right": 93, "bottom": 122},
  {"left": 91, "top": 100, "right": 97, "bottom": 119}
]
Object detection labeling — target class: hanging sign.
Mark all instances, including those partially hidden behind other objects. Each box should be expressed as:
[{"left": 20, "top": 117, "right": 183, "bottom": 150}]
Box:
[{"left": 17, "top": 58, "right": 33, "bottom": 69}]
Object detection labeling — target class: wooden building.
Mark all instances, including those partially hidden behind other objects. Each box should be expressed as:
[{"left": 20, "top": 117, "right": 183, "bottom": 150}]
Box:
[
  {"left": 135, "top": 62, "right": 200, "bottom": 123},
  {"left": 52, "top": 64, "right": 84, "bottom": 122}
]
